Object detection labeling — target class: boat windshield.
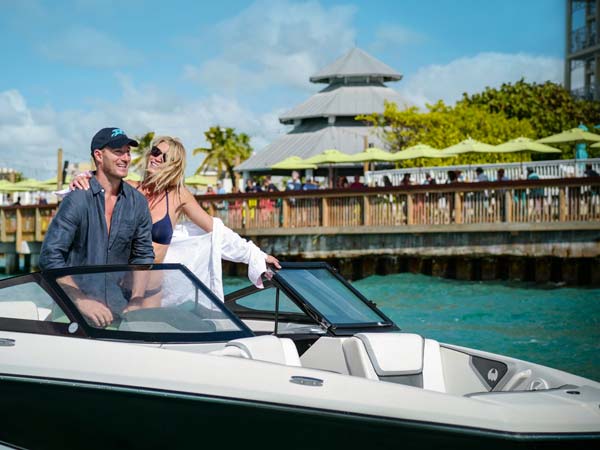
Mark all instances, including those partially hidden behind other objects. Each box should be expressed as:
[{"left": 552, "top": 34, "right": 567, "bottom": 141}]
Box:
[
  {"left": 49, "top": 265, "right": 252, "bottom": 340},
  {"left": 275, "top": 267, "right": 389, "bottom": 328}
]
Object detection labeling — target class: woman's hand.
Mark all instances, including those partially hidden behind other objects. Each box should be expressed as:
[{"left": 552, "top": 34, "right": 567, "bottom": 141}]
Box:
[
  {"left": 266, "top": 254, "right": 281, "bottom": 269},
  {"left": 69, "top": 171, "right": 93, "bottom": 190},
  {"left": 263, "top": 254, "right": 281, "bottom": 280}
]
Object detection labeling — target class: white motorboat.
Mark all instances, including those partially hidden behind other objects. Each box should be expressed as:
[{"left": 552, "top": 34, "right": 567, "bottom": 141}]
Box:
[{"left": 0, "top": 263, "right": 598, "bottom": 449}]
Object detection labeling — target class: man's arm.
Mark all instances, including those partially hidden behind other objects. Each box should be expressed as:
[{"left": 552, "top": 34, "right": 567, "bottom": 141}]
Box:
[
  {"left": 39, "top": 193, "right": 82, "bottom": 270},
  {"left": 129, "top": 197, "right": 155, "bottom": 264},
  {"left": 127, "top": 198, "right": 155, "bottom": 307}
]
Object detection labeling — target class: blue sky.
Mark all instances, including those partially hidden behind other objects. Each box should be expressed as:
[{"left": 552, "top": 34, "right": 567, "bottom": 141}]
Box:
[{"left": 0, "top": 0, "right": 564, "bottom": 178}]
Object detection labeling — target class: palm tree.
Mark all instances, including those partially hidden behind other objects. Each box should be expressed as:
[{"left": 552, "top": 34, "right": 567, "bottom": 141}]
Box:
[
  {"left": 132, "top": 131, "right": 155, "bottom": 172},
  {"left": 193, "top": 126, "right": 252, "bottom": 182}
]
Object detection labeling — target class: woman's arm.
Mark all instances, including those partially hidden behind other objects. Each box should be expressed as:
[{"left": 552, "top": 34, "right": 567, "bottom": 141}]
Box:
[
  {"left": 179, "top": 187, "right": 214, "bottom": 232},
  {"left": 178, "top": 187, "right": 280, "bottom": 270}
]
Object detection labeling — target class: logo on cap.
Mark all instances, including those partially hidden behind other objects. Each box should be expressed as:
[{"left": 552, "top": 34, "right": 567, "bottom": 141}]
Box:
[{"left": 111, "top": 128, "right": 125, "bottom": 138}]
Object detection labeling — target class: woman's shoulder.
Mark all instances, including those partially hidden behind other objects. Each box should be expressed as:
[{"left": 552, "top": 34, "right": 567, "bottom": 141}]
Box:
[{"left": 126, "top": 180, "right": 141, "bottom": 188}]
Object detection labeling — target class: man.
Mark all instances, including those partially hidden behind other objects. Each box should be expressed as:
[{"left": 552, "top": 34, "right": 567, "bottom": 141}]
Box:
[
  {"left": 262, "top": 175, "right": 279, "bottom": 192},
  {"left": 584, "top": 164, "right": 599, "bottom": 178},
  {"left": 216, "top": 180, "right": 227, "bottom": 195},
  {"left": 475, "top": 167, "right": 489, "bottom": 182},
  {"left": 40, "top": 127, "right": 155, "bottom": 326},
  {"left": 302, "top": 178, "right": 318, "bottom": 190},
  {"left": 350, "top": 175, "right": 364, "bottom": 189},
  {"left": 423, "top": 173, "right": 436, "bottom": 185},
  {"left": 286, "top": 171, "right": 302, "bottom": 191}
]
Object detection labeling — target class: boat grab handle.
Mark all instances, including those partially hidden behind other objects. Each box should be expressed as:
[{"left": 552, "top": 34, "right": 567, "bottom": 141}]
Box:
[{"left": 0, "top": 338, "right": 15, "bottom": 347}]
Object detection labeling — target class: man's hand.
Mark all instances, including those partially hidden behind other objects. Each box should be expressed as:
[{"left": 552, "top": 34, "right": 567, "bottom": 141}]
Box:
[{"left": 75, "top": 299, "right": 113, "bottom": 328}]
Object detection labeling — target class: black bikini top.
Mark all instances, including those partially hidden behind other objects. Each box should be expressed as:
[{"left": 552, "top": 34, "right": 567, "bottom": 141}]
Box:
[{"left": 150, "top": 191, "right": 173, "bottom": 245}]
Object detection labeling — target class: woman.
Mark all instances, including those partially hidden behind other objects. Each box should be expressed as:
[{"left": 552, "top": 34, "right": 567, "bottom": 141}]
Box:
[{"left": 72, "top": 136, "right": 280, "bottom": 299}]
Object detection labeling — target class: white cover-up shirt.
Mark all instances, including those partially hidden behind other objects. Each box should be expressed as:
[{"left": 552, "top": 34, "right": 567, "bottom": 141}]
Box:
[{"left": 163, "top": 218, "right": 267, "bottom": 301}]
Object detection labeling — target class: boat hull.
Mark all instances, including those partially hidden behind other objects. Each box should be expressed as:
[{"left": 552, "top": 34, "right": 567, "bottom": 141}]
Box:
[{"left": 1, "top": 375, "right": 597, "bottom": 450}]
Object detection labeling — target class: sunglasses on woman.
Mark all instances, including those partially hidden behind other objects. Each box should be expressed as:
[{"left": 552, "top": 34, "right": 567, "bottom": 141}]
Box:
[{"left": 150, "top": 146, "right": 168, "bottom": 162}]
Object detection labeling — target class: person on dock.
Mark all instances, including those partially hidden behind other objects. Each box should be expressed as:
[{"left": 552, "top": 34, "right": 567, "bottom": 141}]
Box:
[
  {"left": 423, "top": 173, "right": 436, "bottom": 185},
  {"left": 475, "top": 167, "right": 489, "bottom": 182},
  {"left": 286, "top": 171, "right": 302, "bottom": 191},
  {"left": 40, "top": 127, "right": 155, "bottom": 327},
  {"left": 350, "top": 176, "right": 364, "bottom": 189}
]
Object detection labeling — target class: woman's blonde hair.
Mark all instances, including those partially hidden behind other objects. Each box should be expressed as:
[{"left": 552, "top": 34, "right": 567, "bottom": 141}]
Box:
[{"left": 141, "top": 136, "right": 186, "bottom": 194}]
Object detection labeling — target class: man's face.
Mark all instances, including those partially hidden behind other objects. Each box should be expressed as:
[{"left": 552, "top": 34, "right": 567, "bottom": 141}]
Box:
[{"left": 95, "top": 145, "right": 131, "bottom": 179}]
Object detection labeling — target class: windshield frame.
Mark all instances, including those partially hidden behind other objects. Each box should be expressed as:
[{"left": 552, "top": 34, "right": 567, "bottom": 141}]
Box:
[
  {"left": 226, "top": 262, "right": 398, "bottom": 336},
  {"left": 41, "top": 263, "right": 254, "bottom": 343}
]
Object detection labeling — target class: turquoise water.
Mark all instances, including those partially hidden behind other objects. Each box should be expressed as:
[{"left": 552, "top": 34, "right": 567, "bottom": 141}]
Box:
[{"left": 224, "top": 273, "right": 600, "bottom": 381}]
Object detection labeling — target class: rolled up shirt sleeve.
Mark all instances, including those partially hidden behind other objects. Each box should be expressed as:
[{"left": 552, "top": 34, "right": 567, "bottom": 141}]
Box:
[
  {"left": 39, "top": 193, "right": 82, "bottom": 270},
  {"left": 129, "top": 198, "right": 155, "bottom": 264}
]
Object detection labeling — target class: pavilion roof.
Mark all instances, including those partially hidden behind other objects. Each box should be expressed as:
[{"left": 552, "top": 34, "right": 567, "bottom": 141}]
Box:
[
  {"left": 279, "top": 83, "right": 409, "bottom": 124},
  {"left": 310, "top": 47, "right": 402, "bottom": 84},
  {"left": 236, "top": 122, "right": 384, "bottom": 172}
]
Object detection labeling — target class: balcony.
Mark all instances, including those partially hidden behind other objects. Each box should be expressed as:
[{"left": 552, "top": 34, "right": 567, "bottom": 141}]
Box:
[
  {"left": 571, "top": 84, "right": 599, "bottom": 100},
  {"left": 571, "top": 25, "right": 598, "bottom": 53}
]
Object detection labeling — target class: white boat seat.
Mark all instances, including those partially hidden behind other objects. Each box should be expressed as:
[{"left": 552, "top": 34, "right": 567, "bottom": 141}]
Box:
[
  {"left": 216, "top": 335, "right": 301, "bottom": 367},
  {"left": 342, "top": 333, "right": 446, "bottom": 392},
  {"left": 0, "top": 301, "right": 40, "bottom": 320}
]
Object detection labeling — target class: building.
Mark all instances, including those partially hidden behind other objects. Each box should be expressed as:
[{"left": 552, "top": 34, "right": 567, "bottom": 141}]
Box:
[
  {"left": 236, "top": 48, "right": 409, "bottom": 175},
  {"left": 565, "top": 0, "right": 600, "bottom": 100}
]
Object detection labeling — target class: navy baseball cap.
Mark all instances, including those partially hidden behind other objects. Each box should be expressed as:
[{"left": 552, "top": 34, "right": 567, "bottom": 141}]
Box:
[{"left": 90, "top": 127, "right": 139, "bottom": 153}]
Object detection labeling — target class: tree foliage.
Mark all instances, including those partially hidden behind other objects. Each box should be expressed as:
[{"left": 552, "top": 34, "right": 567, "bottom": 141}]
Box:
[
  {"left": 358, "top": 101, "right": 535, "bottom": 167},
  {"left": 460, "top": 80, "right": 600, "bottom": 159},
  {"left": 459, "top": 79, "right": 600, "bottom": 138},
  {"left": 359, "top": 79, "right": 600, "bottom": 165},
  {"left": 132, "top": 131, "right": 155, "bottom": 171},
  {"left": 193, "top": 126, "right": 252, "bottom": 181}
]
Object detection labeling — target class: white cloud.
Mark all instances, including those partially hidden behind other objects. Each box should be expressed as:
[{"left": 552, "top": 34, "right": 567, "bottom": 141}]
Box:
[
  {"left": 0, "top": 85, "right": 287, "bottom": 179},
  {"left": 397, "top": 52, "right": 563, "bottom": 109},
  {"left": 370, "top": 24, "right": 427, "bottom": 53},
  {"left": 38, "top": 26, "right": 143, "bottom": 68},
  {"left": 183, "top": 0, "right": 357, "bottom": 92}
]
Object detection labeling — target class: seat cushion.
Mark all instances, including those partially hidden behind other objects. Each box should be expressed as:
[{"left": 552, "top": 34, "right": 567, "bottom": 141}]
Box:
[
  {"left": 225, "top": 335, "right": 301, "bottom": 366},
  {"left": 355, "top": 333, "right": 424, "bottom": 376}
]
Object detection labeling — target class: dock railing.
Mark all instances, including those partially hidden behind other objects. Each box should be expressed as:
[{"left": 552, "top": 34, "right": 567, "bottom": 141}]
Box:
[
  {"left": 1, "top": 178, "right": 599, "bottom": 249},
  {"left": 200, "top": 178, "right": 600, "bottom": 232}
]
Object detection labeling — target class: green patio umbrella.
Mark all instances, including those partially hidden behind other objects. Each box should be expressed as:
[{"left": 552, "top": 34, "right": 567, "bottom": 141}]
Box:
[
  {"left": 0, "top": 181, "right": 31, "bottom": 193},
  {"left": 41, "top": 175, "right": 74, "bottom": 189},
  {"left": 124, "top": 172, "right": 143, "bottom": 182},
  {"left": 304, "top": 149, "right": 354, "bottom": 164},
  {"left": 305, "top": 149, "right": 354, "bottom": 187},
  {"left": 346, "top": 147, "right": 396, "bottom": 162},
  {"left": 271, "top": 156, "right": 317, "bottom": 170},
  {"left": 440, "top": 138, "right": 496, "bottom": 155},
  {"left": 184, "top": 174, "right": 217, "bottom": 187},
  {"left": 491, "top": 137, "right": 561, "bottom": 154},
  {"left": 12, "top": 179, "right": 48, "bottom": 191},
  {"left": 590, "top": 142, "right": 600, "bottom": 149},
  {"left": 0, "top": 179, "right": 16, "bottom": 193},
  {"left": 537, "top": 128, "right": 600, "bottom": 145},
  {"left": 389, "top": 144, "right": 450, "bottom": 161}
]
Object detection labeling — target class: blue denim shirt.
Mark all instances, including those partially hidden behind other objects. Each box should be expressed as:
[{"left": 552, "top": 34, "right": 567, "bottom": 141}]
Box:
[{"left": 40, "top": 177, "right": 155, "bottom": 269}]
